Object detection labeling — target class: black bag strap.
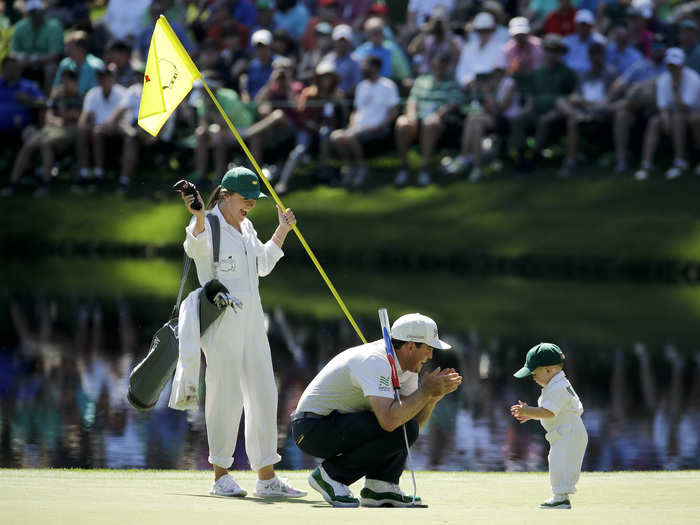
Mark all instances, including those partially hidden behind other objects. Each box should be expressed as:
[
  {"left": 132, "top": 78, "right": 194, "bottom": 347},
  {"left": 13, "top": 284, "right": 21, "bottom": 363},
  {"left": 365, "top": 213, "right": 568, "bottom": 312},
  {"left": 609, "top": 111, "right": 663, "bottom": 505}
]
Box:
[
  {"left": 171, "top": 253, "right": 192, "bottom": 320},
  {"left": 207, "top": 213, "right": 221, "bottom": 263},
  {"left": 170, "top": 213, "right": 221, "bottom": 320}
]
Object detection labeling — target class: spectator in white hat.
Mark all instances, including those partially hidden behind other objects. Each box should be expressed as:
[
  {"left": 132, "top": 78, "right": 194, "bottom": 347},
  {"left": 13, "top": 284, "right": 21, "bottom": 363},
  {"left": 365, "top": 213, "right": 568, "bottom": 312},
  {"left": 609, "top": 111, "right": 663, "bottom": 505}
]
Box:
[
  {"left": 503, "top": 16, "right": 544, "bottom": 75},
  {"left": 455, "top": 12, "right": 506, "bottom": 87},
  {"left": 470, "top": 1, "right": 510, "bottom": 46},
  {"left": 239, "top": 29, "right": 275, "bottom": 101},
  {"left": 322, "top": 24, "right": 362, "bottom": 95},
  {"left": 634, "top": 48, "right": 700, "bottom": 180},
  {"left": 562, "top": 9, "right": 607, "bottom": 74}
]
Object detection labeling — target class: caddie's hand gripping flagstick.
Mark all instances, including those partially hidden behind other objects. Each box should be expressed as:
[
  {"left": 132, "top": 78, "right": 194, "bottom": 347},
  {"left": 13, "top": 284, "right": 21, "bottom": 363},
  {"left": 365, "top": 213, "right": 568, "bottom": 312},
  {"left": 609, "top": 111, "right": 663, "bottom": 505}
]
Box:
[{"left": 378, "top": 308, "right": 421, "bottom": 507}]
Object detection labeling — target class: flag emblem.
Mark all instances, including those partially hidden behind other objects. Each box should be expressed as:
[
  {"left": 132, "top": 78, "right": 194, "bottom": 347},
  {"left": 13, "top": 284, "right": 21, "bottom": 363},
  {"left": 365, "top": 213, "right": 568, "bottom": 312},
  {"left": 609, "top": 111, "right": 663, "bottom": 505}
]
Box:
[{"left": 138, "top": 15, "right": 201, "bottom": 136}]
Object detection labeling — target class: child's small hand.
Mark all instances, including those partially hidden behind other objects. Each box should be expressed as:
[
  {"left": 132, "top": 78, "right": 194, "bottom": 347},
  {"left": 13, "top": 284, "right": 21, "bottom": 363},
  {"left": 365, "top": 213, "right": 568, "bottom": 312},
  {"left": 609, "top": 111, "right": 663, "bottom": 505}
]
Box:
[{"left": 510, "top": 400, "right": 532, "bottom": 423}]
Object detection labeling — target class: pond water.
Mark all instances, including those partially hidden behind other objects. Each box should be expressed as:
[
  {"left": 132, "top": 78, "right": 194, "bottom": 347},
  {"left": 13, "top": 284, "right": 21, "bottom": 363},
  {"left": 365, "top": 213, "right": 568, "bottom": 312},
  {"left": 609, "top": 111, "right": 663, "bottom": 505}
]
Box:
[{"left": 1, "top": 258, "right": 699, "bottom": 472}]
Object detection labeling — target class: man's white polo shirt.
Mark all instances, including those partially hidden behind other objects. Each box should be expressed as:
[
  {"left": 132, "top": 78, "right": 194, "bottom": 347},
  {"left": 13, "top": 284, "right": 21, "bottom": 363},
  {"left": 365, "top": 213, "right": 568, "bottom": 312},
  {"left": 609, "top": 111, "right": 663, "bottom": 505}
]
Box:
[{"left": 296, "top": 340, "right": 419, "bottom": 416}]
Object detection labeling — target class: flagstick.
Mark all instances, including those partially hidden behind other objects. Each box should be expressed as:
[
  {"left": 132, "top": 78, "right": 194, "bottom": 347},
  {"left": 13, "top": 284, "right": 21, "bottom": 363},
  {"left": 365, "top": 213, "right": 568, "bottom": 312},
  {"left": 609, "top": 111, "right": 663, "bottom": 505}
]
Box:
[{"left": 199, "top": 78, "right": 367, "bottom": 344}]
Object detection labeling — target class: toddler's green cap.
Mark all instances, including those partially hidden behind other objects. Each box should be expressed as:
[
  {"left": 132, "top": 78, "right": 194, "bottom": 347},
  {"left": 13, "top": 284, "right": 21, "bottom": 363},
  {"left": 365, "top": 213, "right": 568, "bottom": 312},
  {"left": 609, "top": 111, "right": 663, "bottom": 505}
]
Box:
[
  {"left": 221, "top": 167, "right": 267, "bottom": 200},
  {"left": 513, "top": 343, "right": 564, "bottom": 378}
]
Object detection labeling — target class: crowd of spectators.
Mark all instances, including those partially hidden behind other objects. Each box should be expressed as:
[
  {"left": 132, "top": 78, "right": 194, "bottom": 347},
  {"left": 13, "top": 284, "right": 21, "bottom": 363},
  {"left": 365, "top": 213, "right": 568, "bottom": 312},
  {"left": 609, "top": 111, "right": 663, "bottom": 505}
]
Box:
[{"left": 1, "top": 0, "right": 700, "bottom": 196}]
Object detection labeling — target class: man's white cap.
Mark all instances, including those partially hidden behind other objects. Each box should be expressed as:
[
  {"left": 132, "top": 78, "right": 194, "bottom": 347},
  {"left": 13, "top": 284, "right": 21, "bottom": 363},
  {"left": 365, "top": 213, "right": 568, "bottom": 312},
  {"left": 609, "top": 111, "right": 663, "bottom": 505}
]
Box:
[
  {"left": 665, "top": 47, "right": 685, "bottom": 66},
  {"left": 251, "top": 29, "right": 273, "bottom": 46},
  {"left": 332, "top": 24, "right": 353, "bottom": 41},
  {"left": 473, "top": 12, "right": 496, "bottom": 31},
  {"left": 391, "top": 313, "right": 452, "bottom": 350},
  {"left": 26, "top": 0, "right": 45, "bottom": 11},
  {"left": 574, "top": 9, "right": 595, "bottom": 25},
  {"left": 508, "top": 16, "right": 531, "bottom": 36}
]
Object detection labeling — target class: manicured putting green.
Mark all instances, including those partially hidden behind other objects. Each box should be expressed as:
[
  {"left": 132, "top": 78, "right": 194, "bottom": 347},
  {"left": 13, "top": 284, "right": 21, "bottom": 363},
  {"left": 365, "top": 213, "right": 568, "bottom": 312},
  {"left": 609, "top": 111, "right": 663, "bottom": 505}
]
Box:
[{"left": 1, "top": 470, "right": 698, "bottom": 525}]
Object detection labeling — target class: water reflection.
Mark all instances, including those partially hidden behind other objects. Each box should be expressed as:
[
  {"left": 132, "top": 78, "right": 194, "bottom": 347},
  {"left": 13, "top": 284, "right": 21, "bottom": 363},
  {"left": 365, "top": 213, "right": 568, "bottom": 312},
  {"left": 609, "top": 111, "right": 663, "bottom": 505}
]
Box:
[{"left": 1, "top": 294, "right": 699, "bottom": 471}]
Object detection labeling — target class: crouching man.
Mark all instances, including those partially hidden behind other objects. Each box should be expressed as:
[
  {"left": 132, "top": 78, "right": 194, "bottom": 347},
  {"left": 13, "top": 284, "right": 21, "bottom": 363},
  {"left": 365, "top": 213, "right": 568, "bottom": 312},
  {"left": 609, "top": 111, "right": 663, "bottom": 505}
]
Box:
[{"left": 291, "top": 313, "right": 462, "bottom": 507}]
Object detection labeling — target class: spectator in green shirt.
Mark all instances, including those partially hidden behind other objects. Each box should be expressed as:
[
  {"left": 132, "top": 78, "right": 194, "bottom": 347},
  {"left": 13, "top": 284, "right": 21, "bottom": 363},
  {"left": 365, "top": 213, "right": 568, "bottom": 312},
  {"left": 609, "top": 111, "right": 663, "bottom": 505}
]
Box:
[
  {"left": 511, "top": 34, "right": 577, "bottom": 168},
  {"left": 53, "top": 30, "right": 104, "bottom": 96},
  {"left": 10, "top": 0, "right": 63, "bottom": 92},
  {"left": 192, "top": 71, "right": 255, "bottom": 188},
  {"left": 394, "top": 52, "right": 463, "bottom": 187}
]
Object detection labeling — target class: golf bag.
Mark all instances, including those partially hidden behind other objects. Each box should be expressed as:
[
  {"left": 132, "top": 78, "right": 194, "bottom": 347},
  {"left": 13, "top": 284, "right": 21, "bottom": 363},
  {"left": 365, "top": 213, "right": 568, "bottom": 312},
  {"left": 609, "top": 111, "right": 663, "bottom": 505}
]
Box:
[{"left": 127, "top": 214, "right": 225, "bottom": 411}]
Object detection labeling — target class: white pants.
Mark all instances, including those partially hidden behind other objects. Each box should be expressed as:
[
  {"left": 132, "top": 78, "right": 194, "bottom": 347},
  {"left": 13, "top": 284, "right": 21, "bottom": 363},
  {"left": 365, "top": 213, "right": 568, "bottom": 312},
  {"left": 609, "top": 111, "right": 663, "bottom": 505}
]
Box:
[
  {"left": 546, "top": 418, "right": 588, "bottom": 495},
  {"left": 201, "top": 295, "right": 281, "bottom": 471}
]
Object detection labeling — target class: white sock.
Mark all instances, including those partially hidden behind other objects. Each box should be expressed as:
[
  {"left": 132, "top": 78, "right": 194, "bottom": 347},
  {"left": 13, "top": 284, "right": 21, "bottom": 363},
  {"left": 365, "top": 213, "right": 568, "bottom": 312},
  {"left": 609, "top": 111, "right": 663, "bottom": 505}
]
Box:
[{"left": 554, "top": 493, "right": 568, "bottom": 501}]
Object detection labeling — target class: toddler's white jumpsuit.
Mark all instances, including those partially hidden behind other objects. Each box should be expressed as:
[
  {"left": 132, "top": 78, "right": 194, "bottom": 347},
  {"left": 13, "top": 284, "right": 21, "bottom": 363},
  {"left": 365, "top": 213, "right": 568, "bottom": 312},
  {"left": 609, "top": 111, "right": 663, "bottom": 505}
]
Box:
[
  {"left": 184, "top": 205, "right": 283, "bottom": 470},
  {"left": 538, "top": 371, "right": 588, "bottom": 496}
]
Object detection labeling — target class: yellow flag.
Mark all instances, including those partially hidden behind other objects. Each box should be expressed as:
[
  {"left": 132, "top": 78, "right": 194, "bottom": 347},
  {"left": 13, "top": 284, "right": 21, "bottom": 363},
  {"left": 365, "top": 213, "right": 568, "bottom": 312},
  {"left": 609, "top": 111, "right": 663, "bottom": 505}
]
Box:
[{"left": 138, "top": 15, "right": 200, "bottom": 136}]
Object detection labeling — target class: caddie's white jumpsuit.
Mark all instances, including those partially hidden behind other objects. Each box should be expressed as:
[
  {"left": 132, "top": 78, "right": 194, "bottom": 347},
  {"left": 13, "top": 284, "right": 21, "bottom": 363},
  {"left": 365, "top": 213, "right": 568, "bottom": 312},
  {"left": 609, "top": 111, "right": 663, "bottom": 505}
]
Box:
[
  {"left": 183, "top": 204, "right": 283, "bottom": 470},
  {"left": 538, "top": 371, "right": 588, "bottom": 496}
]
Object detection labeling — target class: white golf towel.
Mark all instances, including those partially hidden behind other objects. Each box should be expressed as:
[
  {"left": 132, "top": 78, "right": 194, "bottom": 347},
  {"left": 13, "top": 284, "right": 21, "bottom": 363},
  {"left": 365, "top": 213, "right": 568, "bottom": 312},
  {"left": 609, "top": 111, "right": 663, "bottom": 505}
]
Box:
[{"left": 169, "top": 289, "right": 202, "bottom": 410}]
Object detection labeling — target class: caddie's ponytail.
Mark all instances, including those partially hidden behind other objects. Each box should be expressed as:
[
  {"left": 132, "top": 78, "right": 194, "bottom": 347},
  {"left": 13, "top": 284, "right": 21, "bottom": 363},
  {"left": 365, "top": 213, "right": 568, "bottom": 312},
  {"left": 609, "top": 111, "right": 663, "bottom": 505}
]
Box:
[{"left": 207, "top": 185, "right": 229, "bottom": 209}]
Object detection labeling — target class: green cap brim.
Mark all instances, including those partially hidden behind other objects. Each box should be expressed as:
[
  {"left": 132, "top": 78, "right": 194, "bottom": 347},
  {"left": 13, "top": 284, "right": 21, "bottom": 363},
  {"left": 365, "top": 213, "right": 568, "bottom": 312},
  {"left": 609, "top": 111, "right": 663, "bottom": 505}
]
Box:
[
  {"left": 513, "top": 366, "right": 532, "bottom": 378},
  {"left": 239, "top": 190, "right": 267, "bottom": 200}
]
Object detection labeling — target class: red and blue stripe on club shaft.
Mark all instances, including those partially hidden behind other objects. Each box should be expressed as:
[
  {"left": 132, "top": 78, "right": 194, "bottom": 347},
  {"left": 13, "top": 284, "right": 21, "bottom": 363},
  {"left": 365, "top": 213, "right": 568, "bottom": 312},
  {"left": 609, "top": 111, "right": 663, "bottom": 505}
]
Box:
[{"left": 379, "top": 308, "right": 401, "bottom": 401}]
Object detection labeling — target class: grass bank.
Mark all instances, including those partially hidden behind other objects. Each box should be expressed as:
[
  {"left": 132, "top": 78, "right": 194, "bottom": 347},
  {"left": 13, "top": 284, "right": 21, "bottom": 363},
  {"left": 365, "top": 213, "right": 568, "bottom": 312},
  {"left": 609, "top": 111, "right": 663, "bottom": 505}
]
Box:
[
  {"left": 1, "top": 469, "right": 698, "bottom": 525},
  {"left": 4, "top": 173, "right": 700, "bottom": 268},
  {"left": 3, "top": 257, "right": 700, "bottom": 347}
]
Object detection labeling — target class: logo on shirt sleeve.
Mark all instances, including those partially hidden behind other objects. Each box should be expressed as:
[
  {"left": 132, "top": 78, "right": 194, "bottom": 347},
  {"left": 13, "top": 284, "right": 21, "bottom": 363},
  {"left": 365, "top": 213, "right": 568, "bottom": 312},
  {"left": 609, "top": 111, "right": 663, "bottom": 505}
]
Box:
[{"left": 378, "top": 375, "right": 392, "bottom": 391}]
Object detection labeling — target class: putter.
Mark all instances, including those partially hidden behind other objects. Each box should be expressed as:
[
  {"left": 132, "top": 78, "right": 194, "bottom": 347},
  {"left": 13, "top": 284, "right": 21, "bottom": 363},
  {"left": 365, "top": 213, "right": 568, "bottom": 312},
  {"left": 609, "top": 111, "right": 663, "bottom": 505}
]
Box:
[{"left": 378, "top": 308, "right": 428, "bottom": 508}]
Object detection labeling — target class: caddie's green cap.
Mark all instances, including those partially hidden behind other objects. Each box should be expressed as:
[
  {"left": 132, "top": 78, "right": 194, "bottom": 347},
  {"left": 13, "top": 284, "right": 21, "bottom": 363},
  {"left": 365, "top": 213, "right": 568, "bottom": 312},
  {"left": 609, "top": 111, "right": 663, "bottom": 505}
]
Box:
[
  {"left": 513, "top": 342, "right": 564, "bottom": 378},
  {"left": 221, "top": 167, "right": 267, "bottom": 200}
]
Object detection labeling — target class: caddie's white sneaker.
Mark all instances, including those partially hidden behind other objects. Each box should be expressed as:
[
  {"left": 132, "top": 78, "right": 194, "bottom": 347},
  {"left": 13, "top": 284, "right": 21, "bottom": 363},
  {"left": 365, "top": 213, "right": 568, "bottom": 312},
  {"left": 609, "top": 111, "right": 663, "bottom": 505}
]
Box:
[
  {"left": 308, "top": 466, "right": 359, "bottom": 507},
  {"left": 211, "top": 474, "right": 247, "bottom": 497},
  {"left": 253, "top": 475, "right": 307, "bottom": 498},
  {"left": 539, "top": 496, "right": 571, "bottom": 509},
  {"left": 360, "top": 479, "right": 423, "bottom": 507}
]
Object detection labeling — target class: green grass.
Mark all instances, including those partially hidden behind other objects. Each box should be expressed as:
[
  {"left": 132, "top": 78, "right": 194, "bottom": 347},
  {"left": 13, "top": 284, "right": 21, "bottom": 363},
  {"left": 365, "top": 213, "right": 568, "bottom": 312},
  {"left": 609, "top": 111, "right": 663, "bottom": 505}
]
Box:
[
  {"left": 6, "top": 172, "right": 700, "bottom": 262},
  {"left": 1, "top": 470, "right": 698, "bottom": 525}
]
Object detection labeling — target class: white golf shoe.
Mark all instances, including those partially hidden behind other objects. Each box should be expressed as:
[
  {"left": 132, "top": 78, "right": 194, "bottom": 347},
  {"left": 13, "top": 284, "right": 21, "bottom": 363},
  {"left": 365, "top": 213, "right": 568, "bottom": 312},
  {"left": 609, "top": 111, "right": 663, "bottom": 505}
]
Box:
[
  {"left": 253, "top": 475, "right": 307, "bottom": 498},
  {"left": 360, "top": 478, "right": 422, "bottom": 507},
  {"left": 211, "top": 474, "right": 247, "bottom": 497},
  {"left": 308, "top": 466, "right": 359, "bottom": 507}
]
